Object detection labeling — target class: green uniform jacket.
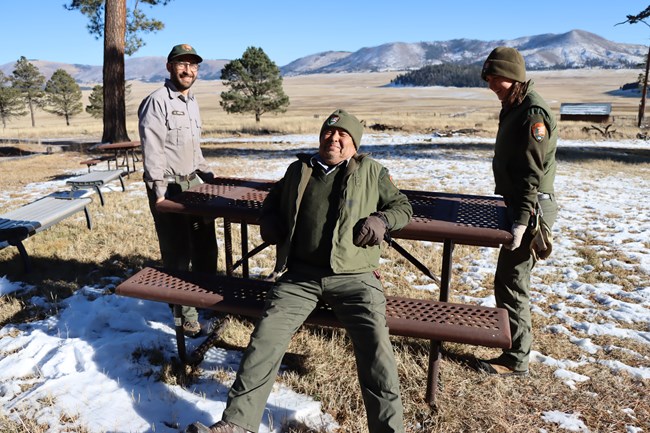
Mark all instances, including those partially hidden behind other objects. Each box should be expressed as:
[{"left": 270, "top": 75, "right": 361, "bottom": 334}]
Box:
[
  {"left": 264, "top": 153, "right": 413, "bottom": 274},
  {"left": 493, "top": 81, "right": 557, "bottom": 225}
]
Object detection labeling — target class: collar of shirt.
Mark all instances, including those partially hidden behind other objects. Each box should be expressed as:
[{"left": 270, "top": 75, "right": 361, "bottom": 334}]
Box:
[
  {"left": 310, "top": 153, "right": 349, "bottom": 175},
  {"left": 164, "top": 79, "right": 194, "bottom": 101}
]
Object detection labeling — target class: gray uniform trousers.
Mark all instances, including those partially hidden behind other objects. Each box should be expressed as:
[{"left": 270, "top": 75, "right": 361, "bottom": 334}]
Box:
[
  {"left": 146, "top": 176, "right": 217, "bottom": 322},
  {"left": 494, "top": 195, "right": 558, "bottom": 372},
  {"left": 222, "top": 268, "right": 405, "bottom": 433}
]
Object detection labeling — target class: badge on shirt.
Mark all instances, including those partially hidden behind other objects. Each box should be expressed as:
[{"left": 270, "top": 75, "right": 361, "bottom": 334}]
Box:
[
  {"left": 172, "top": 110, "right": 185, "bottom": 116},
  {"left": 532, "top": 122, "right": 546, "bottom": 142}
]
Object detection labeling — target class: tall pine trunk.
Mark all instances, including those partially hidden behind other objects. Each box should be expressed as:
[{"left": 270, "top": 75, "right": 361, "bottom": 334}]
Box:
[
  {"left": 102, "top": 0, "right": 130, "bottom": 143},
  {"left": 28, "top": 100, "right": 35, "bottom": 127}
]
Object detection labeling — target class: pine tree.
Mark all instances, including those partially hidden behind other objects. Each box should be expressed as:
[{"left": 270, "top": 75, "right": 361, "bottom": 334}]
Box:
[
  {"left": 0, "top": 71, "right": 27, "bottom": 129},
  {"left": 86, "top": 83, "right": 132, "bottom": 119},
  {"left": 11, "top": 56, "right": 46, "bottom": 127},
  {"left": 44, "top": 69, "right": 83, "bottom": 126},
  {"left": 86, "top": 84, "right": 104, "bottom": 118},
  {"left": 618, "top": 7, "right": 650, "bottom": 126},
  {"left": 220, "top": 47, "right": 290, "bottom": 123},
  {"left": 66, "top": 0, "right": 170, "bottom": 142},
  {"left": 391, "top": 64, "right": 484, "bottom": 87}
]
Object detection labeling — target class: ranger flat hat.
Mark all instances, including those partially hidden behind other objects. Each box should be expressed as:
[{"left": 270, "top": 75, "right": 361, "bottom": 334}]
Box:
[{"left": 167, "top": 44, "right": 203, "bottom": 63}]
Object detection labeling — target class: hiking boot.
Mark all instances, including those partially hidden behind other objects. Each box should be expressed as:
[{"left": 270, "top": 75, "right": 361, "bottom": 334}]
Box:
[
  {"left": 476, "top": 358, "right": 529, "bottom": 377},
  {"left": 185, "top": 420, "right": 248, "bottom": 433},
  {"left": 182, "top": 320, "right": 201, "bottom": 338}
]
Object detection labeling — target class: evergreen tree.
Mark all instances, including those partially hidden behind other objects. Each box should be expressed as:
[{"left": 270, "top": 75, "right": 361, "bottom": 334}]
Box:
[
  {"left": 391, "top": 64, "right": 484, "bottom": 88},
  {"left": 220, "top": 47, "right": 289, "bottom": 123},
  {"left": 66, "top": 0, "right": 170, "bottom": 142},
  {"left": 11, "top": 56, "right": 46, "bottom": 127},
  {"left": 618, "top": 7, "right": 650, "bottom": 126},
  {"left": 86, "top": 84, "right": 104, "bottom": 118},
  {"left": 44, "top": 69, "right": 83, "bottom": 126},
  {"left": 86, "top": 82, "right": 131, "bottom": 118},
  {"left": 0, "top": 71, "right": 27, "bottom": 129}
]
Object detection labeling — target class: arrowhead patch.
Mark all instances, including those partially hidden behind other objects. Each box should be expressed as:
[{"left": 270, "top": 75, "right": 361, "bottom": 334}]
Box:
[{"left": 532, "top": 122, "right": 547, "bottom": 142}]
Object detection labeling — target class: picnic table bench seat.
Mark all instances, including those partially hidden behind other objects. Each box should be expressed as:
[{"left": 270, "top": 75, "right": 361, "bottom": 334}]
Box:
[
  {"left": 116, "top": 266, "right": 512, "bottom": 405},
  {"left": 66, "top": 170, "right": 125, "bottom": 206},
  {"left": 0, "top": 192, "right": 93, "bottom": 272},
  {"left": 80, "top": 155, "right": 115, "bottom": 172}
]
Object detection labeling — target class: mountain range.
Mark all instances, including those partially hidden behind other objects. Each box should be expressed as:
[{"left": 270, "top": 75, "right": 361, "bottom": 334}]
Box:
[{"left": 0, "top": 29, "right": 646, "bottom": 84}]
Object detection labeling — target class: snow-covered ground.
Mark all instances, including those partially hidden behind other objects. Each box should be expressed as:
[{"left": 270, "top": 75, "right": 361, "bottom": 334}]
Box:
[{"left": 1, "top": 133, "right": 649, "bottom": 432}]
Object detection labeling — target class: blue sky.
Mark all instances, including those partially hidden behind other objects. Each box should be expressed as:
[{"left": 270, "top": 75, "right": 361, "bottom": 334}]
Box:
[{"left": 1, "top": 0, "right": 649, "bottom": 67}]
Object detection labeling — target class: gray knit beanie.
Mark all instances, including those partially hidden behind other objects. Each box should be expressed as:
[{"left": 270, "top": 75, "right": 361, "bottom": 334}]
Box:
[
  {"left": 481, "top": 46, "right": 526, "bottom": 82},
  {"left": 320, "top": 109, "right": 364, "bottom": 148}
]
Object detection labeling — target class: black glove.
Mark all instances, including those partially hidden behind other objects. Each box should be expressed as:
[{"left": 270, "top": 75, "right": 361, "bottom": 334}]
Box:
[
  {"left": 196, "top": 170, "right": 214, "bottom": 183},
  {"left": 259, "top": 214, "right": 286, "bottom": 245},
  {"left": 353, "top": 212, "right": 389, "bottom": 247}
]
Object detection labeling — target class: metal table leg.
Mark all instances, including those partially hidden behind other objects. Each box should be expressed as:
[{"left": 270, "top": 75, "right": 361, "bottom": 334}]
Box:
[
  {"left": 439, "top": 239, "right": 455, "bottom": 302},
  {"left": 241, "top": 222, "right": 249, "bottom": 278},
  {"left": 224, "top": 218, "right": 233, "bottom": 276}
]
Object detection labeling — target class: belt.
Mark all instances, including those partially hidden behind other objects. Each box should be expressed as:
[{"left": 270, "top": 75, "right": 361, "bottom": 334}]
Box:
[
  {"left": 164, "top": 172, "right": 197, "bottom": 183},
  {"left": 538, "top": 192, "right": 552, "bottom": 200}
]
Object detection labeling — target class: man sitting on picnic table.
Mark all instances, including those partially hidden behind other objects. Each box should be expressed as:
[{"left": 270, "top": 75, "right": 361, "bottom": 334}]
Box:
[{"left": 186, "top": 109, "right": 413, "bottom": 433}]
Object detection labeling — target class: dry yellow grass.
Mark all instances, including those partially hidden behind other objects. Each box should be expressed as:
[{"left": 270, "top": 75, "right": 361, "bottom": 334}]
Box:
[
  {"left": 0, "top": 69, "right": 644, "bottom": 143},
  {"left": 1, "top": 69, "right": 649, "bottom": 433}
]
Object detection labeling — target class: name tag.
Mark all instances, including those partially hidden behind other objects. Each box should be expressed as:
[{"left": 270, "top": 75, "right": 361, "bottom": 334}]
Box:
[{"left": 172, "top": 110, "right": 185, "bottom": 115}]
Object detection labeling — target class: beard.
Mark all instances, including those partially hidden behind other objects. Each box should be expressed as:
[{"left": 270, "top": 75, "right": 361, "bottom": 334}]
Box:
[{"left": 171, "top": 72, "right": 197, "bottom": 91}]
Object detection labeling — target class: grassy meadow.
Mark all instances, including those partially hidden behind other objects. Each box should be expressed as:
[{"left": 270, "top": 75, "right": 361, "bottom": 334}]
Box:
[
  {"left": 1, "top": 69, "right": 649, "bottom": 433},
  {"left": 0, "top": 68, "right": 645, "bottom": 143}
]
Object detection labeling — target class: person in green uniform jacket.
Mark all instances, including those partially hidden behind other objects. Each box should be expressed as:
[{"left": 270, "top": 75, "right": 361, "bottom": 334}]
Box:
[
  {"left": 478, "top": 46, "right": 559, "bottom": 376},
  {"left": 186, "top": 109, "right": 413, "bottom": 433}
]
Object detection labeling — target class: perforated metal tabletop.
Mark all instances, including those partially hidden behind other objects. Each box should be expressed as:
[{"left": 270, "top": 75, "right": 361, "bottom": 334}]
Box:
[
  {"left": 156, "top": 177, "right": 512, "bottom": 301},
  {"left": 157, "top": 177, "right": 512, "bottom": 247}
]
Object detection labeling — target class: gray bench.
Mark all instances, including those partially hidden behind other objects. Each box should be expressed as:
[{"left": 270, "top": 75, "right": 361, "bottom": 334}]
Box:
[
  {"left": 66, "top": 170, "right": 125, "bottom": 206},
  {"left": 116, "top": 266, "right": 512, "bottom": 406},
  {"left": 0, "top": 192, "right": 93, "bottom": 272}
]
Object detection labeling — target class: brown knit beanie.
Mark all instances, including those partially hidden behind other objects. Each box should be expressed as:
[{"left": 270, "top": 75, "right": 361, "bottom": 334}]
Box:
[
  {"left": 320, "top": 109, "right": 364, "bottom": 148},
  {"left": 481, "top": 46, "right": 526, "bottom": 82}
]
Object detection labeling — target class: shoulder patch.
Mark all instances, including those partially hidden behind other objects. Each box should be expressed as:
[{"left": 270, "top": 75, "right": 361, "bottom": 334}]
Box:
[{"left": 531, "top": 122, "right": 547, "bottom": 142}]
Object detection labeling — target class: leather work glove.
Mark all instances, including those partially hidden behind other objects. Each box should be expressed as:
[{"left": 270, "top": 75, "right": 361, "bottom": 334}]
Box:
[
  {"left": 259, "top": 214, "right": 286, "bottom": 245},
  {"left": 530, "top": 217, "right": 553, "bottom": 260},
  {"left": 353, "top": 212, "right": 389, "bottom": 247},
  {"left": 504, "top": 223, "right": 527, "bottom": 251}
]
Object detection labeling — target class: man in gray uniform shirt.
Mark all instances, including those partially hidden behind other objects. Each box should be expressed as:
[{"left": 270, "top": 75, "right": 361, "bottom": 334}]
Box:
[{"left": 138, "top": 43, "right": 217, "bottom": 337}]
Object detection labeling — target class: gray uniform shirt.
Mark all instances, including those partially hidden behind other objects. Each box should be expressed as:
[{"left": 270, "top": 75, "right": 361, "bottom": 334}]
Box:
[{"left": 138, "top": 79, "right": 209, "bottom": 199}]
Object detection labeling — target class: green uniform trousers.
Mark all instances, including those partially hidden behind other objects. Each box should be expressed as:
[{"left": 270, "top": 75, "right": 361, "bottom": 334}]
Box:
[
  {"left": 146, "top": 176, "right": 217, "bottom": 322},
  {"left": 495, "top": 196, "right": 558, "bottom": 372},
  {"left": 223, "top": 268, "right": 405, "bottom": 433}
]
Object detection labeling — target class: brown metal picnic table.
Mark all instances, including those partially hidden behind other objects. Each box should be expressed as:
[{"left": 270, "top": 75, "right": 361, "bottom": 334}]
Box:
[
  {"left": 94, "top": 141, "right": 141, "bottom": 176},
  {"left": 156, "top": 176, "right": 512, "bottom": 302}
]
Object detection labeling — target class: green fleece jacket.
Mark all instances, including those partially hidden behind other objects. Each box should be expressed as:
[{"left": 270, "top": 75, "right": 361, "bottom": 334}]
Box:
[
  {"left": 262, "top": 153, "right": 413, "bottom": 274},
  {"left": 493, "top": 81, "right": 558, "bottom": 225}
]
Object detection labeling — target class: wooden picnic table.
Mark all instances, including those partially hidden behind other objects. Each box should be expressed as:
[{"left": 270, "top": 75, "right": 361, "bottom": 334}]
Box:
[
  {"left": 156, "top": 176, "right": 513, "bottom": 302},
  {"left": 94, "top": 141, "right": 140, "bottom": 176}
]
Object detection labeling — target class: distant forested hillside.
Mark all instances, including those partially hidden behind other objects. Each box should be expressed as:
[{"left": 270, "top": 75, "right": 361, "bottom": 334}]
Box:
[{"left": 391, "top": 64, "right": 484, "bottom": 87}]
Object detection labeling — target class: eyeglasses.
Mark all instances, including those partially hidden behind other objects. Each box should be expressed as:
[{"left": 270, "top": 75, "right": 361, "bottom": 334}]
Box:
[{"left": 172, "top": 62, "right": 200, "bottom": 71}]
